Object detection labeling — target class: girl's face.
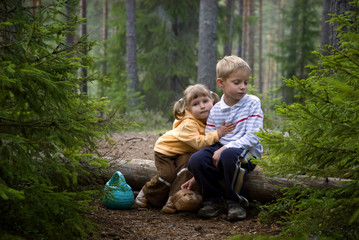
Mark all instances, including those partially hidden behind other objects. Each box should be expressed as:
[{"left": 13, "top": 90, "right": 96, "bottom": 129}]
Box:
[{"left": 188, "top": 95, "right": 214, "bottom": 123}]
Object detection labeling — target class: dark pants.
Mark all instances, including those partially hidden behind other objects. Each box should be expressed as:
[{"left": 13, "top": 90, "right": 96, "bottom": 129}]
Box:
[{"left": 188, "top": 143, "right": 255, "bottom": 204}]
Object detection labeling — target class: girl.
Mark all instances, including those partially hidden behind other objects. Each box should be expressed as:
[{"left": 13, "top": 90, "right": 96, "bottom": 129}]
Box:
[{"left": 135, "top": 84, "right": 235, "bottom": 213}]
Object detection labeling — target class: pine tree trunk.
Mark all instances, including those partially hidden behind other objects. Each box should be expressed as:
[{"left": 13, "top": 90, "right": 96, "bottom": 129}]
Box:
[
  {"left": 197, "top": 0, "right": 218, "bottom": 91},
  {"left": 223, "top": 0, "right": 235, "bottom": 56},
  {"left": 320, "top": 0, "right": 331, "bottom": 48},
  {"left": 101, "top": 0, "right": 108, "bottom": 99},
  {"left": 80, "top": 0, "right": 87, "bottom": 94},
  {"left": 126, "top": 0, "right": 138, "bottom": 106},
  {"left": 248, "top": 0, "right": 255, "bottom": 81},
  {"left": 241, "top": 0, "right": 248, "bottom": 60},
  {"left": 258, "top": 0, "right": 263, "bottom": 93},
  {"left": 328, "top": 0, "right": 353, "bottom": 48},
  {"left": 236, "top": 0, "right": 244, "bottom": 57},
  {"left": 66, "top": 0, "right": 76, "bottom": 46}
]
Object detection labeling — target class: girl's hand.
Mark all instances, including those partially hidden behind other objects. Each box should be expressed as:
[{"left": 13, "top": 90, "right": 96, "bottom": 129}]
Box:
[
  {"left": 217, "top": 121, "right": 235, "bottom": 138},
  {"left": 181, "top": 177, "right": 197, "bottom": 190}
]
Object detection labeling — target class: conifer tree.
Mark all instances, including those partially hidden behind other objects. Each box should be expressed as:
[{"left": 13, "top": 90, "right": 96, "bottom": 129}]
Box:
[
  {"left": 258, "top": 1, "right": 359, "bottom": 238},
  {"left": 106, "top": 1, "right": 199, "bottom": 114},
  {"left": 276, "top": 0, "right": 321, "bottom": 103},
  {"left": 0, "top": 1, "right": 117, "bottom": 239}
]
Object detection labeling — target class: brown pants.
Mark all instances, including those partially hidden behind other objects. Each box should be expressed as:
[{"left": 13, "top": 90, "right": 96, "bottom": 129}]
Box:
[{"left": 142, "top": 152, "right": 194, "bottom": 207}]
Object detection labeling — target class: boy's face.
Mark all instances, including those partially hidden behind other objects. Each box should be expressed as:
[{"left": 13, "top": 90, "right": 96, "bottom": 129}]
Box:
[{"left": 216, "top": 69, "right": 250, "bottom": 106}]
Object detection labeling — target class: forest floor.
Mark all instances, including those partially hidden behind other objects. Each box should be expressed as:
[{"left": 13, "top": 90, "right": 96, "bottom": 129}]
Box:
[{"left": 88, "top": 132, "right": 281, "bottom": 240}]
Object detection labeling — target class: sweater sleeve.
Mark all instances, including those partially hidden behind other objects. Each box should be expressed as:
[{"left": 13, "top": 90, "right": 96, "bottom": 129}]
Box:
[{"left": 173, "top": 119, "right": 219, "bottom": 150}]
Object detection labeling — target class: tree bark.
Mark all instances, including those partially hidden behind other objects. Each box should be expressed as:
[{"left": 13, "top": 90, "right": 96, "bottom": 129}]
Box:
[
  {"left": 258, "top": 0, "right": 263, "bottom": 93},
  {"left": 236, "top": 0, "right": 244, "bottom": 57},
  {"left": 66, "top": 0, "right": 77, "bottom": 47},
  {"left": 106, "top": 158, "right": 349, "bottom": 203},
  {"left": 126, "top": 0, "right": 138, "bottom": 106},
  {"left": 80, "top": 0, "right": 87, "bottom": 94},
  {"left": 223, "top": 0, "right": 235, "bottom": 57},
  {"left": 101, "top": 0, "right": 108, "bottom": 100},
  {"left": 197, "top": 0, "right": 218, "bottom": 91},
  {"left": 241, "top": 0, "right": 248, "bottom": 60},
  {"left": 320, "top": 0, "right": 331, "bottom": 48},
  {"left": 248, "top": 0, "right": 255, "bottom": 78},
  {"left": 328, "top": 0, "right": 354, "bottom": 49}
]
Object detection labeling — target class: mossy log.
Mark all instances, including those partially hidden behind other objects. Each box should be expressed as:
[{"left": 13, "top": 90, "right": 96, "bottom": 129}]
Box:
[{"left": 106, "top": 158, "right": 348, "bottom": 203}]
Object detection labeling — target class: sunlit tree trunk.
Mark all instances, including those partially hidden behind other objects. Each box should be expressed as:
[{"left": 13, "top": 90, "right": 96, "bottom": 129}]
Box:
[
  {"left": 197, "top": 0, "right": 218, "bottom": 91},
  {"left": 126, "top": 0, "right": 138, "bottom": 106}
]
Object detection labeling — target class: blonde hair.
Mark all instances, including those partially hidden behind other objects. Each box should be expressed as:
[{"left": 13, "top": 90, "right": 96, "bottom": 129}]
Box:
[
  {"left": 173, "top": 84, "right": 219, "bottom": 120},
  {"left": 216, "top": 55, "right": 251, "bottom": 80}
]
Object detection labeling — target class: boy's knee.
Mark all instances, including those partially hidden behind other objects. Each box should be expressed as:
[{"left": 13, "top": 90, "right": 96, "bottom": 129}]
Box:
[{"left": 188, "top": 153, "right": 203, "bottom": 170}]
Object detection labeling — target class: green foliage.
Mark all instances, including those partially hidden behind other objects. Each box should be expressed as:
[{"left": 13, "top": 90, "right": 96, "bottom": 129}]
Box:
[
  {"left": 275, "top": 0, "right": 322, "bottom": 103},
  {"left": 259, "top": 185, "right": 359, "bottom": 239},
  {"left": 0, "top": 1, "right": 118, "bottom": 239},
  {"left": 105, "top": 1, "right": 199, "bottom": 114},
  {"left": 257, "top": 1, "right": 359, "bottom": 238}
]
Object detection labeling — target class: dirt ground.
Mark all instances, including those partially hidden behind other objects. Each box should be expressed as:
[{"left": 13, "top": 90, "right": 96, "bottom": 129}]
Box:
[{"left": 89, "top": 132, "right": 281, "bottom": 240}]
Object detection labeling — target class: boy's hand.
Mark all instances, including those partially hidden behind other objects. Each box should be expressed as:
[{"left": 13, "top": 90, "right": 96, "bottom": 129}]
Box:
[
  {"left": 212, "top": 146, "right": 227, "bottom": 166},
  {"left": 181, "top": 177, "right": 197, "bottom": 190},
  {"left": 217, "top": 121, "right": 235, "bottom": 138}
]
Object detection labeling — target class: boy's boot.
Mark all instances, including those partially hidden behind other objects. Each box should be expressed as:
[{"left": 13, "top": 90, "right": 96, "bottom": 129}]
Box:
[
  {"left": 161, "top": 196, "right": 176, "bottom": 214},
  {"left": 226, "top": 200, "right": 246, "bottom": 221},
  {"left": 134, "top": 189, "right": 148, "bottom": 208},
  {"left": 197, "top": 201, "right": 221, "bottom": 218}
]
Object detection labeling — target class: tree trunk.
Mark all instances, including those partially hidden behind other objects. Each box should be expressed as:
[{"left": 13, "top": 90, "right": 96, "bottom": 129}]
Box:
[
  {"left": 236, "top": 0, "right": 244, "bottom": 57},
  {"left": 66, "top": 0, "right": 77, "bottom": 47},
  {"left": 248, "top": 0, "right": 255, "bottom": 81},
  {"left": 258, "top": 0, "right": 263, "bottom": 93},
  {"left": 80, "top": 0, "right": 87, "bottom": 94},
  {"left": 241, "top": 0, "right": 248, "bottom": 60},
  {"left": 106, "top": 158, "right": 349, "bottom": 203},
  {"left": 126, "top": 0, "right": 138, "bottom": 106},
  {"left": 320, "top": 0, "right": 331, "bottom": 49},
  {"left": 31, "top": 0, "right": 41, "bottom": 15},
  {"left": 328, "top": 0, "right": 354, "bottom": 49},
  {"left": 223, "top": 0, "right": 235, "bottom": 57},
  {"left": 197, "top": 0, "right": 218, "bottom": 91},
  {"left": 101, "top": 0, "right": 108, "bottom": 100}
]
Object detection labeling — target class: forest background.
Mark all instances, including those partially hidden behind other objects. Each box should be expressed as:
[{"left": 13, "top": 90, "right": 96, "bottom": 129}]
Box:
[{"left": 1, "top": 0, "right": 358, "bottom": 240}]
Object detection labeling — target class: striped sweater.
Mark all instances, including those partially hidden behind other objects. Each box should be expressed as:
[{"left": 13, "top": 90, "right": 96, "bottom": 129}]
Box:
[{"left": 205, "top": 94, "right": 264, "bottom": 158}]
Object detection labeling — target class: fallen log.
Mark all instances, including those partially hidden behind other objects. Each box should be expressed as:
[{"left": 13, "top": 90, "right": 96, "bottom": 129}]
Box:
[{"left": 106, "top": 158, "right": 348, "bottom": 203}]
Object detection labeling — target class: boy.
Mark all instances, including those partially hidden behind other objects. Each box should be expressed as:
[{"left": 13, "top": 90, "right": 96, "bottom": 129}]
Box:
[{"left": 181, "top": 55, "right": 263, "bottom": 221}]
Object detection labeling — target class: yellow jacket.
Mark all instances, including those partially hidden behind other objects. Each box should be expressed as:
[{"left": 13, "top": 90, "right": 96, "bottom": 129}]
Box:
[{"left": 154, "top": 111, "right": 219, "bottom": 156}]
